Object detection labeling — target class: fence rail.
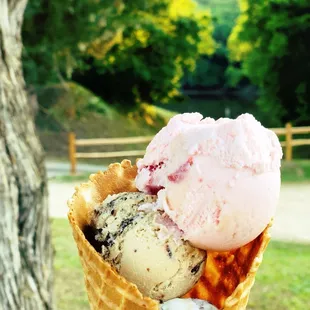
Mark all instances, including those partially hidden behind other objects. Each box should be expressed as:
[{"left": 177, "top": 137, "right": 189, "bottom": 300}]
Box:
[{"left": 68, "top": 123, "right": 310, "bottom": 174}]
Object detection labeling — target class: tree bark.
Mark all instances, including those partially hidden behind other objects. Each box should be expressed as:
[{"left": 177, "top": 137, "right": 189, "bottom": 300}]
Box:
[{"left": 0, "top": 1, "right": 53, "bottom": 309}]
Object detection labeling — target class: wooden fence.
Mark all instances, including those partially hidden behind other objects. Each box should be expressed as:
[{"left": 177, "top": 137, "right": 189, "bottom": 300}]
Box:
[
  {"left": 270, "top": 123, "right": 310, "bottom": 162},
  {"left": 68, "top": 133, "right": 153, "bottom": 174},
  {"left": 68, "top": 123, "right": 310, "bottom": 174}
]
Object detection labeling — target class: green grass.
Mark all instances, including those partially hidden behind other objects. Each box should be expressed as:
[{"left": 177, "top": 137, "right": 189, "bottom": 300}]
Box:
[
  {"left": 248, "top": 241, "right": 310, "bottom": 310},
  {"left": 281, "top": 160, "right": 310, "bottom": 183},
  {"left": 38, "top": 83, "right": 177, "bottom": 158},
  {"left": 53, "top": 219, "right": 89, "bottom": 310},
  {"left": 52, "top": 219, "right": 310, "bottom": 310}
]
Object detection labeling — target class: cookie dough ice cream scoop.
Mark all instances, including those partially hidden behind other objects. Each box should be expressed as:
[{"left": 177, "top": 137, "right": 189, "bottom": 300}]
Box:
[{"left": 91, "top": 192, "right": 206, "bottom": 301}]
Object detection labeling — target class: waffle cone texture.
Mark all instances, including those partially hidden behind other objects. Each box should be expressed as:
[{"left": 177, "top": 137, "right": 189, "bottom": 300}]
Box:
[{"left": 68, "top": 160, "right": 272, "bottom": 310}]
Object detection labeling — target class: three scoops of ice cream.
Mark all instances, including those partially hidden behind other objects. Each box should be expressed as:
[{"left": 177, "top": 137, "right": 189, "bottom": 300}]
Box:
[{"left": 89, "top": 113, "right": 282, "bottom": 309}]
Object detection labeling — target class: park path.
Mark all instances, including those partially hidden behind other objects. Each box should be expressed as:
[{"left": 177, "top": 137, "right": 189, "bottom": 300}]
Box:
[
  {"left": 48, "top": 177, "right": 310, "bottom": 244},
  {"left": 270, "top": 183, "right": 310, "bottom": 243},
  {"left": 46, "top": 160, "right": 104, "bottom": 178}
]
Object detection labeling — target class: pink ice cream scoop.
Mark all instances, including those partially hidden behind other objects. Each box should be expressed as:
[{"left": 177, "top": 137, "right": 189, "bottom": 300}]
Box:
[{"left": 135, "top": 113, "right": 282, "bottom": 251}]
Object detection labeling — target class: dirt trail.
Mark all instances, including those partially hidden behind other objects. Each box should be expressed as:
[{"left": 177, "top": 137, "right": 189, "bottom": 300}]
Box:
[{"left": 271, "top": 183, "right": 310, "bottom": 243}]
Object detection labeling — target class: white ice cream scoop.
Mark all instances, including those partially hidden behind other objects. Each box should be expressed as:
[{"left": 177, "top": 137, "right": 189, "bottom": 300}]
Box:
[{"left": 136, "top": 113, "right": 282, "bottom": 251}]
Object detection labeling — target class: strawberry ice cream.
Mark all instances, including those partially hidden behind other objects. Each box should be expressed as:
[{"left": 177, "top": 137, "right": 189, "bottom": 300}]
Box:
[{"left": 135, "top": 113, "right": 282, "bottom": 251}]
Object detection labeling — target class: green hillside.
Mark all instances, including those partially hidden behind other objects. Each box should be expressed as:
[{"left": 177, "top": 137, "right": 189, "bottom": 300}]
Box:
[{"left": 36, "top": 83, "right": 176, "bottom": 159}]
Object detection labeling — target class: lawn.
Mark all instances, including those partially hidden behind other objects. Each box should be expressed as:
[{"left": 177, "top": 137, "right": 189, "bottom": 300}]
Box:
[
  {"left": 53, "top": 219, "right": 89, "bottom": 310},
  {"left": 53, "top": 219, "right": 310, "bottom": 310},
  {"left": 281, "top": 160, "right": 310, "bottom": 183}
]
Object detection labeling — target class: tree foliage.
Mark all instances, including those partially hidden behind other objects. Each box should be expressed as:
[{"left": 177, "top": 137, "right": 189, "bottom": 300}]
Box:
[
  {"left": 23, "top": 0, "right": 129, "bottom": 84},
  {"left": 228, "top": 0, "right": 310, "bottom": 126},
  {"left": 183, "top": 0, "right": 239, "bottom": 89},
  {"left": 23, "top": 0, "right": 215, "bottom": 110}
]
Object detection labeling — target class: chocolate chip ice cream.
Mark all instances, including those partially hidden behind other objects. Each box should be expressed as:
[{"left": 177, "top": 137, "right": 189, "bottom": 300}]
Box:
[{"left": 91, "top": 192, "right": 206, "bottom": 301}]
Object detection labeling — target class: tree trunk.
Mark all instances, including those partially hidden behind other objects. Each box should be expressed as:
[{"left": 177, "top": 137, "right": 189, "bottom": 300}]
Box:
[{"left": 0, "top": 1, "right": 53, "bottom": 309}]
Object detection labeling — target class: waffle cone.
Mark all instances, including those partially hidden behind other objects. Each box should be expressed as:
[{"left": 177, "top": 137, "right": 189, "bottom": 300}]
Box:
[
  {"left": 68, "top": 160, "right": 271, "bottom": 310},
  {"left": 183, "top": 223, "right": 271, "bottom": 310},
  {"left": 68, "top": 160, "right": 159, "bottom": 310}
]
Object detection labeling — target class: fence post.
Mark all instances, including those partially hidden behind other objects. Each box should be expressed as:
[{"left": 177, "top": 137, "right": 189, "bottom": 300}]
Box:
[
  {"left": 285, "top": 122, "right": 292, "bottom": 161},
  {"left": 68, "top": 132, "right": 77, "bottom": 174}
]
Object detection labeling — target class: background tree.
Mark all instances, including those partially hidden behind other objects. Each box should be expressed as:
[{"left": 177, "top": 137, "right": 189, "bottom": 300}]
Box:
[
  {"left": 73, "top": 0, "right": 215, "bottom": 110},
  {"left": 0, "top": 1, "right": 53, "bottom": 309},
  {"left": 23, "top": 0, "right": 122, "bottom": 85},
  {"left": 23, "top": 0, "right": 215, "bottom": 110},
  {"left": 184, "top": 0, "right": 240, "bottom": 91},
  {"left": 228, "top": 0, "right": 310, "bottom": 126}
]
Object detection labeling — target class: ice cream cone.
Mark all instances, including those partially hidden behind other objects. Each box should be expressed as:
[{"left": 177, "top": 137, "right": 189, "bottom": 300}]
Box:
[{"left": 68, "top": 160, "right": 271, "bottom": 310}]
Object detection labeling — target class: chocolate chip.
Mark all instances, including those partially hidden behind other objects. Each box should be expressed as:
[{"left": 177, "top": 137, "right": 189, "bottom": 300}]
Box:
[
  {"left": 99, "top": 228, "right": 106, "bottom": 234},
  {"left": 93, "top": 209, "right": 100, "bottom": 217},
  {"left": 107, "top": 193, "right": 128, "bottom": 208},
  {"left": 119, "top": 216, "right": 136, "bottom": 234},
  {"left": 107, "top": 198, "right": 117, "bottom": 208},
  {"left": 134, "top": 249, "right": 137, "bottom": 253},
  {"left": 147, "top": 268, "right": 150, "bottom": 272},
  {"left": 165, "top": 244, "right": 172, "bottom": 258},
  {"left": 102, "top": 232, "right": 114, "bottom": 248},
  {"left": 137, "top": 198, "right": 147, "bottom": 205},
  {"left": 191, "top": 262, "right": 202, "bottom": 274}
]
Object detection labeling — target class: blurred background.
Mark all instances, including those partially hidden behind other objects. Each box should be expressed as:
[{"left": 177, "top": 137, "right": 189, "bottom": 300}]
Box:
[
  {"left": 24, "top": 0, "right": 310, "bottom": 159},
  {"left": 21, "top": 0, "right": 310, "bottom": 309}
]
